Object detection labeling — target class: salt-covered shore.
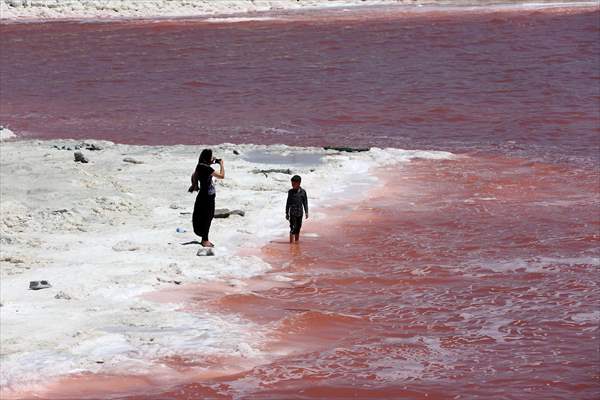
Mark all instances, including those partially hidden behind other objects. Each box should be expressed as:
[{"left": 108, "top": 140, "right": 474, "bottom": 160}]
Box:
[
  {"left": 0, "top": 0, "right": 594, "bottom": 21},
  {"left": 0, "top": 138, "right": 453, "bottom": 397}
]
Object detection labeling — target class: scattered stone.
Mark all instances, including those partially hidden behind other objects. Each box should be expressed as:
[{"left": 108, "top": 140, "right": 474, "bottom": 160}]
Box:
[
  {"left": 168, "top": 263, "right": 183, "bottom": 275},
  {"left": 112, "top": 240, "right": 140, "bottom": 252},
  {"left": 53, "top": 144, "right": 75, "bottom": 151},
  {"left": 74, "top": 151, "right": 88, "bottom": 163},
  {"left": 54, "top": 291, "right": 72, "bottom": 300},
  {"left": 8, "top": 1, "right": 25, "bottom": 9},
  {"left": 235, "top": 342, "right": 258, "bottom": 358},
  {"left": 1, "top": 256, "right": 24, "bottom": 264},
  {"left": 95, "top": 360, "right": 104, "bottom": 364},
  {"left": 252, "top": 168, "right": 292, "bottom": 175},
  {"left": 156, "top": 277, "right": 182, "bottom": 285},
  {"left": 214, "top": 208, "right": 245, "bottom": 218},
  {"left": 29, "top": 280, "right": 52, "bottom": 290},
  {"left": 323, "top": 146, "right": 370, "bottom": 153},
  {"left": 179, "top": 212, "right": 191, "bottom": 215},
  {"left": 233, "top": 150, "right": 240, "bottom": 155},
  {"left": 123, "top": 157, "right": 143, "bottom": 164},
  {"left": 84, "top": 143, "right": 103, "bottom": 151},
  {"left": 196, "top": 248, "right": 215, "bottom": 256},
  {"left": 129, "top": 306, "right": 151, "bottom": 312},
  {"left": 51, "top": 209, "right": 69, "bottom": 215},
  {"left": 169, "top": 203, "right": 181, "bottom": 209}
]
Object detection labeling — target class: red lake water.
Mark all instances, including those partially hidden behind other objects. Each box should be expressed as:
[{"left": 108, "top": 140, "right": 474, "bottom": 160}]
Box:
[{"left": 1, "top": 3, "right": 598, "bottom": 399}]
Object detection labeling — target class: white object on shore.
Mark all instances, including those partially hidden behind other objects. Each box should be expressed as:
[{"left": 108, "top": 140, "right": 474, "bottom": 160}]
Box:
[
  {"left": 197, "top": 247, "right": 215, "bottom": 256},
  {"left": 0, "top": 126, "right": 16, "bottom": 141},
  {"left": 112, "top": 240, "right": 140, "bottom": 252}
]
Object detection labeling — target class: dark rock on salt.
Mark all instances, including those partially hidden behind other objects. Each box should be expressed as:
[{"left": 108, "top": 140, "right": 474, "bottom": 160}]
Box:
[
  {"left": 54, "top": 291, "right": 72, "bottom": 300},
  {"left": 252, "top": 168, "right": 292, "bottom": 175},
  {"left": 323, "top": 146, "right": 370, "bottom": 153},
  {"left": 74, "top": 151, "right": 88, "bottom": 163},
  {"left": 29, "top": 280, "right": 52, "bottom": 290},
  {"left": 123, "top": 157, "right": 144, "bottom": 164},
  {"left": 214, "top": 208, "right": 245, "bottom": 218},
  {"left": 156, "top": 277, "right": 182, "bottom": 285},
  {"left": 84, "top": 143, "right": 103, "bottom": 151},
  {"left": 51, "top": 209, "right": 69, "bottom": 215}
]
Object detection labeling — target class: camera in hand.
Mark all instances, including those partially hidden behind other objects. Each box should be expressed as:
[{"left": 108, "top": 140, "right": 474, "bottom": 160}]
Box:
[{"left": 213, "top": 158, "right": 222, "bottom": 164}]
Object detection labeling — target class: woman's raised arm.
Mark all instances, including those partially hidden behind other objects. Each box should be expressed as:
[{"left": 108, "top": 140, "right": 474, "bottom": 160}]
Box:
[{"left": 212, "top": 159, "right": 225, "bottom": 179}]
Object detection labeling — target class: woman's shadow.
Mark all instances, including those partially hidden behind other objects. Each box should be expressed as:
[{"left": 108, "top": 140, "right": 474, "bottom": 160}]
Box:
[{"left": 181, "top": 240, "right": 202, "bottom": 246}]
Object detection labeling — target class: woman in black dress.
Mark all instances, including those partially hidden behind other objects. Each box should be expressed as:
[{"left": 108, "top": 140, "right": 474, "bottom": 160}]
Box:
[{"left": 188, "top": 149, "right": 225, "bottom": 247}]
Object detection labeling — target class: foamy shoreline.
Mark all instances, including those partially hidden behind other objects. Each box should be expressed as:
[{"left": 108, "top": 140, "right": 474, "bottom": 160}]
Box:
[
  {"left": 0, "top": 138, "right": 453, "bottom": 397},
  {"left": 0, "top": 0, "right": 595, "bottom": 22}
]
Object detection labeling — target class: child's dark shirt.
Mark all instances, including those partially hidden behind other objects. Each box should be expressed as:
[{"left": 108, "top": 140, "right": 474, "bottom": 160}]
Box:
[{"left": 286, "top": 187, "right": 308, "bottom": 217}]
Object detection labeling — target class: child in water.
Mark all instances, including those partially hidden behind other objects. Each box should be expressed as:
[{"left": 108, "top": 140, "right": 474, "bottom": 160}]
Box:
[{"left": 286, "top": 175, "right": 308, "bottom": 243}]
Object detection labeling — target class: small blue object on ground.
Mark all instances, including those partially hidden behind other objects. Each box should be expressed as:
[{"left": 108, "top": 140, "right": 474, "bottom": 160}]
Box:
[{"left": 176, "top": 227, "right": 186, "bottom": 233}]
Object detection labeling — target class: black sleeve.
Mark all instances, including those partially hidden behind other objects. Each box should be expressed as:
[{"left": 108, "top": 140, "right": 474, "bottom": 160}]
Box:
[
  {"left": 302, "top": 190, "right": 308, "bottom": 214},
  {"left": 286, "top": 190, "right": 292, "bottom": 216},
  {"left": 197, "top": 164, "right": 215, "bottom": 178}
]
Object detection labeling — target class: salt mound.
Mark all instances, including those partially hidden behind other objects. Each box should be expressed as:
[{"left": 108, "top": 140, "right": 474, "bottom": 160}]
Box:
[
  {"left": 0, "top": 140, "right": 454, "bottom": 393},
  {"left": 0, "top": 0, "right": 403, "bottom": 20}
]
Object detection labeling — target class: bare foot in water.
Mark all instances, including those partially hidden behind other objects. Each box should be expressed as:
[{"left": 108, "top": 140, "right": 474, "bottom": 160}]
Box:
[{"left": 201, "top": 241, "right": 214, "bottom": 247}]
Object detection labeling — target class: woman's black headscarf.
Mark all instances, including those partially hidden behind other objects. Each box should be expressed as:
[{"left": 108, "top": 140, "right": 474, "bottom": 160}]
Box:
[
  {"left": 199, "top": 149, "right": 212, "bottom": 165},
  {"left": 189, "top": 148, "right": 213, "bottom": 193}
]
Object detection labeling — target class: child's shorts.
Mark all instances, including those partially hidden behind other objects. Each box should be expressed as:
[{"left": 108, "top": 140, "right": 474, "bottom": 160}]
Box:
[{"left": 289, "top": 215, "right": 303, "bottom": 235}]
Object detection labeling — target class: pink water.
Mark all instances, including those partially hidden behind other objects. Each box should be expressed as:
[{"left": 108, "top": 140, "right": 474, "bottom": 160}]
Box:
[{"left": 1, "top": 4, "right": 599, "bottom": 399}]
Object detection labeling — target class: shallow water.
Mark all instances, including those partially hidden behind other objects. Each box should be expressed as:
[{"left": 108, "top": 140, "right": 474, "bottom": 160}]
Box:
[
  {"left": 117, "top": 156, "right": 599, "bottom": 399},
  {"left": 1, "top": 3, "right": 599, "bottom": 399}
]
